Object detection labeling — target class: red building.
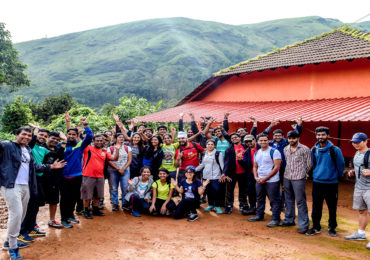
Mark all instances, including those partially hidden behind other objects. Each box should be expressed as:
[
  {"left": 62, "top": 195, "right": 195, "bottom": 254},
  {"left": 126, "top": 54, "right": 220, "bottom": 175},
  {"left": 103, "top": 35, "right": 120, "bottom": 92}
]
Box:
[{"left": 137, "top": 26, "right": 370, "bottom": 159}]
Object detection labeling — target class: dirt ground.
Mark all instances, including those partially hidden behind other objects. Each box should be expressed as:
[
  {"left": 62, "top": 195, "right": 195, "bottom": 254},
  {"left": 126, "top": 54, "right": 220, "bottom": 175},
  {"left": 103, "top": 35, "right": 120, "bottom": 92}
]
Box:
[{"left": 1, "top": 181, "right": 369, "bottom": 260}]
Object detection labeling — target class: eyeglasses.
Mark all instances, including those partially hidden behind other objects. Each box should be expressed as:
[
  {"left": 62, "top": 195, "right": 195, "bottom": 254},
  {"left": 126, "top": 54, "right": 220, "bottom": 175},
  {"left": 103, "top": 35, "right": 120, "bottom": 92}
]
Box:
[{"left": 244, "top": 140, "right": 253, "bottom": 143}]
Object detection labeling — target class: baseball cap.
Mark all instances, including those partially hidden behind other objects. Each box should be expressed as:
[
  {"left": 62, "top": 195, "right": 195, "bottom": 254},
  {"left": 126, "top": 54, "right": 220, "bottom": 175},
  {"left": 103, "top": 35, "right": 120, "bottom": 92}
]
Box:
[
  {"left": 185, "top": 165, "right": 196, "bottom": 172},
  {"left": 178, "top": 131, "right": 187, "bottom": 139},
  {"left": 244, "top": 135, "right": 255, "bottom": 141},
  {"left": 350, "top": 132, "right": 367, "bottom": 143}
]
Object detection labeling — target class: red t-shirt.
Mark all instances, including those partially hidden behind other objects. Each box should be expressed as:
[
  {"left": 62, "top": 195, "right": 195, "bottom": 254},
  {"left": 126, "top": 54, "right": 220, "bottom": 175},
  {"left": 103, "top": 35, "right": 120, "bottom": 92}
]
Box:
[
  {"left": 175, "top": 142, "right": 205, "bottom": 170},
  {"left": 82, "top": 146, "right": 112, "bottom": 178},
  {"left": 251, "top": 147, "right": 258, "bottom": 165},
  {"left": 234, "top": 144, "right": 246, "bottom": 174}
]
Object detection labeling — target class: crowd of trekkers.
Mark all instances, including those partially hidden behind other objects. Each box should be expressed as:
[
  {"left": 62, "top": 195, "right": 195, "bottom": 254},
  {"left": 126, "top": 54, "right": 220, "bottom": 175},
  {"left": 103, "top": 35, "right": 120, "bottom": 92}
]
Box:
[{"left": 0, "top": 111, "right": 369, "bottom": 259}]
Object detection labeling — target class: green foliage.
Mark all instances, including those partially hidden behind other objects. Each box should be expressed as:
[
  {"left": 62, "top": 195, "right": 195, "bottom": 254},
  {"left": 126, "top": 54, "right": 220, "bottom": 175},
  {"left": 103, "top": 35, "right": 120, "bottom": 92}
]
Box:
[
  {"left": 0, "top": 23, "right": 30, "bottom": 91},
  {"left": 116, "top": 96, "right": 162, "bottom": 123},
  {"left": 31, "top": 93, "right": 74, "bottom": 123},
  {"left": 1, "top": 96, "right": 34, "bottom": 133},
  {"left": 0, "top": 131, "right": 14, "bottom": 141}
]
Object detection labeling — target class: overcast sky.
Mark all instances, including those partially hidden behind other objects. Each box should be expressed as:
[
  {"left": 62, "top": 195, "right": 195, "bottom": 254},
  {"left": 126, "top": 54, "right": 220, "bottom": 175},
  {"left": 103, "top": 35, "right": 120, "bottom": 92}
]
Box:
[{"left": 1, "top": 0, "right": 370, "bottom": 43}]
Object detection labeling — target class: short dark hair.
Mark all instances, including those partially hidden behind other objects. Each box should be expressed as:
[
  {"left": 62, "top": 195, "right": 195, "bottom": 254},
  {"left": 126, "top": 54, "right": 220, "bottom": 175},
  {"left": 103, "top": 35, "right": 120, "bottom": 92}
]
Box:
[
  {"left": 315, "top": 126, "right": 329, "bottom": 135},
  {"left": 16, "top": 127, "right": 32, "bottom": 135},
  {"left": 206, "top": 139, "right": 216, "bottom": 145},
  {"left": 138, "top": 124, "right": 147, "bottom": 128},
  {"left": 49, "top": 131, "right": 60, "bottom": 138},
  {"left": 157, "top": 125, "right": 167, "bottom": 131},
  {"left": 273, "top": 129, "right": 284, "bottom": 135},
  {"left": 230, "top": 132, "right": 240, "bottom": 138},
  {"left": 140, "top": 166, "right": 151, "bottom": 174},
  {"left": 38, "top": 128, "right": 50, "bottom": 134},
  {"left": 163, "top": 133, "right": 172, "bottom": 139},
  {"left": 93, "top": 134, "right": 104, "bottom": 141},
  {"left": 144, "top": 128, "right": 154, "bottom": 134},
  {"left": 67, "top": 128, "right": 78, "bottom": 134},
  {"left": 115, "top": 133, "right": 124, "bottom": 138},
  {"left": 287, "top": 130, "right": 300, "bottom": 138},
  {"left": 158, "top": 168, "right": 169, "bottom": 175},
  {"left": 104, "top": 130, "right": 112, "bottom": 135},
  {"left": 237, "top": 127, "right": 248, "bottom": 133},
  {"left": 102, "top": 133, "right": 108, "bottom": 138},
  {"left": 257, "top": 133, "right": 269, "bottom": 141}
]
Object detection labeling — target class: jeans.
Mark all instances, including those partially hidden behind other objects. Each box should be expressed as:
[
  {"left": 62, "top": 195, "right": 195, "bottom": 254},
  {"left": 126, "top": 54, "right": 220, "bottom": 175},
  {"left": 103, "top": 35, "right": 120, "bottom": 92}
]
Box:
[
  {"left": 109, "top": 169, "right": 130, "bottom": 205},
  {"left": 226, "top": 173, "right": 247, "bottom": 207},
  {"left": 60, "top": 175, "right": 82, "bottom": 221},
  {"left": 152, "top": 199, "right": 177, "bottom": 214},
  {"left": 311, "top": 182, "right": 338, "bottom": 230},
  {"left": 256, "top": 181, "right": 281, "bottom": 221},
  {"left": 130, "top": 194, "right": 150, "bottom": 213},
  {"left": 1, "top": 185, "right": 30, "bottom": 250},
  {"left": 205, "top": 179, "right": 223, "bottom": 207},
  {"left": 174, "top": 198, "right": 198, "bottom": 219},
  {"left": 283, "top": 178, "right": 309, "bottom": 230}
]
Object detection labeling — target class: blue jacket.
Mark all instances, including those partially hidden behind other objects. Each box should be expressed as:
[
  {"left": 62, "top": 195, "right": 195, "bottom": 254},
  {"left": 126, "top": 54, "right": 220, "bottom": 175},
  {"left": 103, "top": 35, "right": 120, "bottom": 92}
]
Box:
[
  {"left": 311, "top": 141, "right": 345, "bottom": 184},
  {"left": 63, "top": 127, "right": 93, "bottom": 178}
]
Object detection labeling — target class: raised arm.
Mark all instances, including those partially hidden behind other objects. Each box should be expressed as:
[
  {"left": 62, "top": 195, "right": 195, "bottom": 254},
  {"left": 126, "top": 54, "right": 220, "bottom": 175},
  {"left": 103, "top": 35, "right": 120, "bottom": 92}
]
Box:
[
  {"left": 178, "top": 113, "right": 184, "bottom": 132},
  {"left": 203, "top": 118, "right": 214, "bottom": 140},
  {"left": 189, "top": 113, "right": 199, "bottom": 135},
  {"left": 223, "top": 112, "right": 230, "bottom": 133},
  {"left": 114, "top": 114, "right": 132, "bottom": 141},
  {"left": 80, "top": 118, "right": 93, "bottom": 151},
  {"left": 250, "top": 116, "right": 258, "bottom": 137},
  {"left": 263, "top": 119, "right": 279, "bottom": 135},
  {"left": 65, "top": 111, "right": 72, "bottom": 130}
]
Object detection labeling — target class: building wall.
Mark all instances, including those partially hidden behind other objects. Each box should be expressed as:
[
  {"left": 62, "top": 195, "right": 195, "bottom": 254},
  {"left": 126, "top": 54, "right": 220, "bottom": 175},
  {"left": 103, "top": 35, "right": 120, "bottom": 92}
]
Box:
[{"left": 202, "top": 58, "right": 370, "bottom": 102}]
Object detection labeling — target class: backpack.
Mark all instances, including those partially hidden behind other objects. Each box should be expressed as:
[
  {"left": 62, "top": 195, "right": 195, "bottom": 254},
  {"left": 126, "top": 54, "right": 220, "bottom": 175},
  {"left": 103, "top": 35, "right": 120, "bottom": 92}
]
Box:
[
  {"left": 254, "top": 148, "right": 276, "bottom": 161},
  {"left": 109, "top": 145, "right": 129, "bottom": 154},
  {"left": 179, "top": 142, "right": 203, "bottom": 162},
  {"left": 308, "top": 145, "right": 338, "bottom": 180},
  {"left": 358, "top": 149, "right": 370, "bottom": 179},
  {"left": 214, "top": 151, "right": 222, "bottom": 172}
]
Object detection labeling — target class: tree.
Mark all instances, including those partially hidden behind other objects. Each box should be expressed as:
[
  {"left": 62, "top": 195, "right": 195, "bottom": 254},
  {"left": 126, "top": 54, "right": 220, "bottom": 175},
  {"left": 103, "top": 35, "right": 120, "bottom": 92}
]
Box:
[
  {"left": 1, "top": 96, "right": 34, "bottom": 133},
  {"left": 0, "top": 23, "right": 30, "bottom": 91}
]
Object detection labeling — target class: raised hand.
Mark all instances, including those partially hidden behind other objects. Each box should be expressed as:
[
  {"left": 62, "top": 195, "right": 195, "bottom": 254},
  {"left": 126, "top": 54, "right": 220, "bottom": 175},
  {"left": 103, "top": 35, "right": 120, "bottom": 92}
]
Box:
[
  {"left": 76, "top": 124, "right": 83, "bottom": 133},
  {"left": 171, "top": 178, "right": 178, "bottom": 187},
  {"left": 28, "top": 122, "right": 40, "bottom": 129},
  {"left": 113, "top": 114, "right": 120, "bottom": 122},
  {"left": 59, "top": 131, "right": 67, "bottom": 141},
  {"left": 50, "top": 159, "right": 67, "bottom": 169},
  {"left": 171, "top": 127, "right": 176, "bottom": 133},
  {"left": 224, "top": 112, "right": 230, "bottom": 119},
  {"left": 296, "top": 117, "right": 303, "bottom": 126},
  {"left": 65, "top": 111, "right": 72, "bottom": 122},
  {"left": 188, "top": 112, "right": 195, "bottom": 121},
  {"left": 179, "top": 113, "right": 184, "bottom": 119},
  {"left": 80, "top": 118, "right": 88, "bottom": 125}
]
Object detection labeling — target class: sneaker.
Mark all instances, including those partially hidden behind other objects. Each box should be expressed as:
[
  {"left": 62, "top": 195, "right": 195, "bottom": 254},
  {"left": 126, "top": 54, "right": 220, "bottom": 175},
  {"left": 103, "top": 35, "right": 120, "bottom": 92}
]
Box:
[
  {"left": 61, "top": 221, "right": 73, "bottom": 228},
  {"left": 344, "top": 231, "right": 366, "bottom": 241},
  {"left": 68, "top": 218, "right": 80, "bottom": 224},
  {"left": 131, "top": 210, "right": 141, "bottom": 217},
  {"left": 214, "top": 207, "right": 223, "bottom": 214},
  {"left": 28, "top": 228, "right": 46, "bottom": 237},
  {"left": 305, "top": 228, "right": 321, "bottom": 236},
  {"left": 92, "top": 207, "right": 105, "bottom": 216},
  {"left": 281, "top": 221, "right": 296, "bottom": 227},
  {"left": 248, "top": 215, "right": 264, "bottom": 222},
  {"left": 299, "top": 228, "right": 308, "bottom": 235},
  {"left": 112, "top": 204, "right": 119, "bottom": 211},
  {"left": 17, "top": 234, "right": 34, "bottom": 243},
  {"left": 223, "top": 205, "right": 232, "bottom": 214},
  {"left": 83, "top": 210, "right": 93, "bottom": 219},
  {"left": 242, "top": 207, "right": 256, "bottom": 216},
  {"left": 3, "top": 241, "right": 29, "bottom": 250},
  {"left": 122, "top": 203, "right": 130, "bottom": 211},
  {"left": 187, "top": 213, "right": 199, "bottom": 222},
  {"left": 8, "top": 247, "right": 22, "bottom": 260},
  {"left": 48, "top": 220, "right": 63, "bottom": 229},
  {"left": 328, "top": 228, "right": 337, "bottom": 237},
  {"left": 204, "top": 205, "right": 214, "bottom": 211},
  {"left": 367, "top": 242, "right": 370, "bottom": 250},
  {"left": 267, "top": 220, "right": 281, "bottom": 228}
]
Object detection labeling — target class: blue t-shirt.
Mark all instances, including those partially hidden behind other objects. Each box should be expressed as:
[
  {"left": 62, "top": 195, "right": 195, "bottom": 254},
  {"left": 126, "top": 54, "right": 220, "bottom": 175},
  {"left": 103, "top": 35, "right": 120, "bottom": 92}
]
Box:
[{"left": 180, "top": 179, "right": 202, "bottom": 200}]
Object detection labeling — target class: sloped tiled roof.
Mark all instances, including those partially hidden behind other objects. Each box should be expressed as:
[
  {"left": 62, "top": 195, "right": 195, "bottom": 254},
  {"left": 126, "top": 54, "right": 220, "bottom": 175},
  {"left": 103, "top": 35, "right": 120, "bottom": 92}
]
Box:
[{"left": 214, "top": 26, "right": 370, "bottom": 76}]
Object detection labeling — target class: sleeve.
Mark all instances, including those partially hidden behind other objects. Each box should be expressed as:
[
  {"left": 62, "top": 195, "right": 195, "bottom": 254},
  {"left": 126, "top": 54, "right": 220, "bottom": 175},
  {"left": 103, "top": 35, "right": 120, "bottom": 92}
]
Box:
[
  {"left": 304, "top": 147, "right": 313, "bottom": 173},
  {"left": 218, "top": 152, "right": 224, "bottom": 171},
  {"left": 335, "top": 147, "right": 345, "bottom": 177},
  {"left": 251, "top": 126, "right": 257, "bottom": 138},
  {"left": 170, "top": 183, "right": 175, "bottom": 189},
  {"left": 178, "top": 119, "right": 184, "bottom": 132},
  {"left": 174, "top": 142, "right": 180, "bottom": 149},
  {"left": 196, "top": 180, "right": 202, "bottom": 187},
  {"left": 295, "top": 124, "right": 303, "bottom": 135},
  {"left": 29, "top": 135, "right": 37, "bottom": 149},
  {"left": 175, "top": 148, "right": 180, "bottom": 160},
  {"left": 191, "top": 121, "right": 199, "bottom": 135},
  {"left": 127, "top": 130, "right": 132, "bottom": 137},
  {"left": 222, "top": 129, "right": 231, "bottom": 143},
  {"left": 127, "top": 146, "right": 132, "bottom": 152},
  {"left": 263, "top": 126, "right": 272, "bottom": 135},
  {"left": 115, "top": 124, "right": 121, "bottom": 134},
  {"left": 273, "top": 149, "right": 282, "bottom": 160},
  {"left": 151, "top": 181, "right": 157, "bottom": 188},
  {"left": 81, "top": 127, "right": 93, "bottom": 151},
  {"left": 223, "top": 120, "right": 229, "bottom": 133},
  {"left": 222, "top": 148, "right": 230, "bottom": 176}
]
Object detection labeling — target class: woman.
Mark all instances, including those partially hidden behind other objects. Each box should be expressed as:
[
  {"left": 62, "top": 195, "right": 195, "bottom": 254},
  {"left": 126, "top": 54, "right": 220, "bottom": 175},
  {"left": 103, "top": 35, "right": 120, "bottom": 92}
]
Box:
[
  {"left": 172, "top": 166, "right": 209, "bottom": 221},
  {"left": 196, "top": 139, "right": 224, "bottom": 214},
  {"left": 108, "top": 133, "right": 132, "bottom": 211},
  {"left": 149, "top": 168, "right": 176, "bottom": 215},
  {"left": 142, "top": 135, "right": 164, "bottom": 180},
  {"left": 128, "top": 132, "right": 144, "bottom": 179},
  {"left": 125, "top": 167, "right": 153, "bottom": 217}
]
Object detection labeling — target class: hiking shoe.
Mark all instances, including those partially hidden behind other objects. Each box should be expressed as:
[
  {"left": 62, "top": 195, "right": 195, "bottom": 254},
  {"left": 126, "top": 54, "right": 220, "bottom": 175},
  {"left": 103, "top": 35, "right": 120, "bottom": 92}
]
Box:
[
  {"left": 223, "top": 205, "right": 232, "bottom": 214},
  {"left": 61, "top": 221, "right": 73, "bottom": 228},
  {"left": 214, "top": 207, "right": 223, "bottom": 214},
  {"left": 344, "top": 231, "right": 366, "bottom": 240},
  {"left": 92, "top": 207, "right": 105, "bottom": 216},
  {"left": 281, "top": 221, "right": 296, "bottom": 227},
  {"left": 187, "top": 213, "right": 199, "bottom": 222},
  {"left": 248, "top": 215, "right": 264, "bottom": 222},
  {"left": 112, "top": 204, "right": 119, "bottom": 211},
  {"left": 8, "top": 247, "right": 22, "bottom": 260},
  {"left": 17, "top": 234, "right": 34, "bottom": 243},
  {"left": 204, "top": 205, "right": 214, "bottom": 211},
  {"left": 328, "top": 228, "right": 337, "bottom": 237},
  {"left": 83, "top": 210, "right": 93, "bottom": 219},
  {"left": 68, "top": 218, "right": 80, "bottom": 224},
  {"left": 3, "top": 241, "right": 29, "bottom": 250},
  {"left": 305, "top": 228, "right": 321, "bottom": 236},
  {"left": 122, "top": 203, "right": 130, "bottom": 211},
  {"left": 131, "top": 210, "right": 141, "bottom": 217},
  {"left": 28, "top": 228, "right": 46, "bottom": 237},
  {"left": 48, "top": 220, "right": 63, "bottom": 229},
  {"left": 267, "top": 220, "right": 281, "bottom": 228}
]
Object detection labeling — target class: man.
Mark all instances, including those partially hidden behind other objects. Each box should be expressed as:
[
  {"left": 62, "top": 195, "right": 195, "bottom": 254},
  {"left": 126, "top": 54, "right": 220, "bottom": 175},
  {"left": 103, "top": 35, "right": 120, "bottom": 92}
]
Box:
[
  {"left": 81, "top": 135, "right": 119, "bottom": 219},
  {"left": 175, "top": 131, "right": 205, "bottom": 182},
  {"left": 0, "top": 127, "right": 65, "bottom": 260},
  {"left": 249, "top": 133, "right": 282, "bottom": 227},
  {"left": 157, "top": 125, "right": 168, "bottom": 139},
  {"left": 60, "top": 117, "right": 93, "bottom": 228},
  {"left": 306, "top": 126, "right": 345, "bottom": 236},
  {"left": 345, "top": 132, "right": 370, "bottom": 249},
  {"left": 221, "top": 133, "right": 250, "bottom": 214},
  {"left": 282, "top": 130, "right": 312, "bottom": 234},
  {"left": 103, "top": 130, "right": 113, "bottom": 147},
  {"left": 204, "top": 118, "right": 230, "bottom": 157}
]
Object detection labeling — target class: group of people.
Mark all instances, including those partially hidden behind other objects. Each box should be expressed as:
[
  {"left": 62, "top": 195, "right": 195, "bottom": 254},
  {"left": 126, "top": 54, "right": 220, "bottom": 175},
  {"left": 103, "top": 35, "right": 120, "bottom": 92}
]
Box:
[{"left": 0, "top": 111, "right": 369, "bottom": 260}]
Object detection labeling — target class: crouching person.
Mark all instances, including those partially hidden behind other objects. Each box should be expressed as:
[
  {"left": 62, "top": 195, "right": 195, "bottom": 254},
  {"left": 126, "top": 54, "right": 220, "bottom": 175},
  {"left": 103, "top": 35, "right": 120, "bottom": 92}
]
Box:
[
  {"left": 125, "top": 166, "right": 154, "bottom": 217},
  {"left": 149, "top": 169, "right": 177, "bottom": 215},
  {"left": 172, "top": 166, "right": 209, "bottom": 222}
]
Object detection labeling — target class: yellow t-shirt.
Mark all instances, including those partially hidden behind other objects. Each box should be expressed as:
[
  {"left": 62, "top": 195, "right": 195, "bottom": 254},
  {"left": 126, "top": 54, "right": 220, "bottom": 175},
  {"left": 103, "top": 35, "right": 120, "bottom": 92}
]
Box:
[{"left": 152, "top": 180, "right": 174, "bottom": 200}]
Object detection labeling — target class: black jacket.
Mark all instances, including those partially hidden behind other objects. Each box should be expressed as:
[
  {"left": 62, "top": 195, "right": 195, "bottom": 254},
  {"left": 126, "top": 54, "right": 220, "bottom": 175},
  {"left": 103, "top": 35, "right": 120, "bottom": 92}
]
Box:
[
  {"left": 0, "top": 141, "right": 50, "bottom": 195},
  {"left": 222, "top": 143, "right": 249, "bottom": 177}
]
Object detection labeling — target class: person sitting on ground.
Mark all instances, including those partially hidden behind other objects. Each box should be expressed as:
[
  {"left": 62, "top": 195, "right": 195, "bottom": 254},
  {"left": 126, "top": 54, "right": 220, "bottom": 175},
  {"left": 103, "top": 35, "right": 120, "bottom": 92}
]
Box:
[
  {"left": 125, "top": 166, "right": 154, "bottom": 217},
  {"left": 196, "top": 139, "right": 224, "bottom": 214},
  {"left": 172, "top": 166, "right": 209, "bottom": 221},
  {"left": 149, "top": 168, "right": 177, "bottom": 216},
  {"left": 345, "top": 132, "right": 370, "bottom": 249}
]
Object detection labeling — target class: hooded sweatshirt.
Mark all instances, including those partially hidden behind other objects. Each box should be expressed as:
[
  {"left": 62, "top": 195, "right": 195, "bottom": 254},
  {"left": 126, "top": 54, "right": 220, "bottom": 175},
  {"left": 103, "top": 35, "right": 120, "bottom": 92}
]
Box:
[{"left": 311, "top": 140, "right": 345, "bottom": 184}]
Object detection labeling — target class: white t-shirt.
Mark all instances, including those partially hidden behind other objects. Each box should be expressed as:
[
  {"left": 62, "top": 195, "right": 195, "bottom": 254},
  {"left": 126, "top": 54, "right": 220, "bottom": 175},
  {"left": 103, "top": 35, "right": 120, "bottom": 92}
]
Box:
[
  {"left": 254, "top": 147, "right": 282, "bottom": 183},
  {"left": 15, "top": 147, "right": 30, "bottom": 184},
  {"left": 110, "top": 146, "right": 132, "bottom": 170}
]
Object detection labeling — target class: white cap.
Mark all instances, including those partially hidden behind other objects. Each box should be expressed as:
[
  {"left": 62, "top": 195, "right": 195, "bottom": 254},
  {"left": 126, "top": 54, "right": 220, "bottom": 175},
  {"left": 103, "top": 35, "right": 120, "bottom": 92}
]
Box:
[{"left": 177, "top": 131, "right": 187, "bottom": 138}]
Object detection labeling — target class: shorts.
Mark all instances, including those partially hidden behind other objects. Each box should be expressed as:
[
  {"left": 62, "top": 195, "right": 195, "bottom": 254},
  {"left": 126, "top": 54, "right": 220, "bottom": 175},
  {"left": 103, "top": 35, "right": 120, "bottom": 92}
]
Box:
[
  {"left": 42, "top": 175, "right": 60, "bottom": 204},
  {"left": 80, "top": 176, "right": 105, "bottom": 200},
  {"left": 353, "top": 188, "right": 370, "bottom": 211}
]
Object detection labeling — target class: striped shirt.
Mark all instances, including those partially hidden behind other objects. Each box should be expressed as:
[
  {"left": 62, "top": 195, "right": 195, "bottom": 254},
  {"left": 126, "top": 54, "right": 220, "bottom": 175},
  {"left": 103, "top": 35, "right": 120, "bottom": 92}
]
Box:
[{"left": 284, "top": 143, "right": 312, "bottom": 180}]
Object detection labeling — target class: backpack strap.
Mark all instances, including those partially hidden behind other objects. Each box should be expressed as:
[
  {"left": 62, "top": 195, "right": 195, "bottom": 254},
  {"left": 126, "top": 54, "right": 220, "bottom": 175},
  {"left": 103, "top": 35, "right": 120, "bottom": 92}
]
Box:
[
  {"left": 215, "top": 151, "right": 222, "bottom": 172},
  {"left": 123, "top": 145, "right": 128, "bottom": 153},
  {"left": 191, "top": 141, "right": 202, "bottom": 155},
  {"left": 364, "top": 149, "right": 370, "bottom": 170},
  {"left": 312, "top": 147, "right": 317, "bottom": 168},
  {"left": 329, "top": 146, "right": 337, "bottom": 171},
  {"left": 269, "top": 148, "right": 276, "bottom": 161}
]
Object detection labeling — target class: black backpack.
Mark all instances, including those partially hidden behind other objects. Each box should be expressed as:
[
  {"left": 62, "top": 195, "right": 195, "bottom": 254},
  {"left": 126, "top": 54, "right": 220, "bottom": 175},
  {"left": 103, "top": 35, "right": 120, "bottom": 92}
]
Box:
[
  {"left": 357, "top": 149, "right": 370, "bottom": 179},
  {"left": 179, "top": 141, "right": 203, "bottom": 162}
]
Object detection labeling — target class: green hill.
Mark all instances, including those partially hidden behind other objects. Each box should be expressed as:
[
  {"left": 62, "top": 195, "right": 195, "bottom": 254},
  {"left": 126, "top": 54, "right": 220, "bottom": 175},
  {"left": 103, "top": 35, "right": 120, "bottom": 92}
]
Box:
[{"left": 3, "top": 16, "right": 369, "bottom": 110}]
